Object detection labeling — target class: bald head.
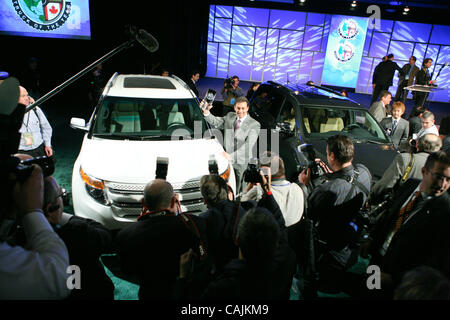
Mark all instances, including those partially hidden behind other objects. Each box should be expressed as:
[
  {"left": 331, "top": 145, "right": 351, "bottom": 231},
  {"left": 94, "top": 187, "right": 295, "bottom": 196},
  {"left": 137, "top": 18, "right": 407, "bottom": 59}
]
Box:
[
  {"left": 143, "top": 179, "right": 175, "bottom": 211},
  {"left": 18, "top": 86, "right": 30, "bottom": 106},
  {"left": 417, "top": 133, "right": 442, "bottom": 153}
]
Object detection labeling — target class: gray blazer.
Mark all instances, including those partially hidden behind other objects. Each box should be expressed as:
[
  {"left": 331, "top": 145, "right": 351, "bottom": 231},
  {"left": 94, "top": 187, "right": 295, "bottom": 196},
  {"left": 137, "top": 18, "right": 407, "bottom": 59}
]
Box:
[
  {"left": 370, "top": 151, "right": 429, "bottom": 202},
  {"left": 380, "top": 117, "right": 409, "bottom": 149},
  {"left": 369, "top": 101, "right": 388, "bottom": 123},
  {"left": 204, "top": 112, "right": 261, "bottom": 166}
]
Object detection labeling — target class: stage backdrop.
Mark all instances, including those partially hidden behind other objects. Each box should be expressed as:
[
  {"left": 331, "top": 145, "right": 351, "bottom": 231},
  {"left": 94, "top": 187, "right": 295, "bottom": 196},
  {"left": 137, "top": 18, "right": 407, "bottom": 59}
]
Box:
[
  {"left": 0, "top": 0, "right": 91, "bottom": 40},
  {"left": 206, "top": 5, "right": 450, "bottom": 103},
  {"left": 322, "top": 15, "right": 369, "bottom": 88}
]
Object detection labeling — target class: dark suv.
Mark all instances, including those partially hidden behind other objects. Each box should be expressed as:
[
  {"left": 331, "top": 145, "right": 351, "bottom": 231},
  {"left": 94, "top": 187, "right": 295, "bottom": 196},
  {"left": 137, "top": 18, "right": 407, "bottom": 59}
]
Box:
[{"left": 249, "top": 81, "right": 397, "bottom": 183}]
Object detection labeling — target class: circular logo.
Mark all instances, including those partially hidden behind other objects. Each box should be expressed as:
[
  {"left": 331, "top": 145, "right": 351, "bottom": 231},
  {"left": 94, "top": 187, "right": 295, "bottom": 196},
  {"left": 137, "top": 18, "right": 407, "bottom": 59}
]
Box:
[
  {"left": 13, "top": 0, "right": 72, "bottom": 31},
  {"left": 334, "top": 42, "right": 355, "bottom": 62},
  {"left": 338, "top": 19, "right": 359, "bottom": 39}
]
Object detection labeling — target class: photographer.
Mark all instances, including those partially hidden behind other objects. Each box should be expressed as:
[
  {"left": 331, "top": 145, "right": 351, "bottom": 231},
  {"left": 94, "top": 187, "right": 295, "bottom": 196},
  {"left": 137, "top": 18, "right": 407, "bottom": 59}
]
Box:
[
  {"left": 370, "top": 133, "right": 442, "bottom": 204},
  {"left": 115, "top": 179, "right": 207, "bottom": 300},
  {"left": 241, "top": 151, "right": 304, "bottom": 228},
  {"left": 221, "top": 75, "right": 243, "bottom": 116},
  {"left": 298, "top": 135, "right": 372, "bottom": 292},
  {"left": 177, "top": 168, "right": 296, "bottom": 300},
  {"left": 199, "top": 174, "right": 246, "bottom": 273},
  {"left": 0, "top": 77, "right": 70, "bottom": 299}
]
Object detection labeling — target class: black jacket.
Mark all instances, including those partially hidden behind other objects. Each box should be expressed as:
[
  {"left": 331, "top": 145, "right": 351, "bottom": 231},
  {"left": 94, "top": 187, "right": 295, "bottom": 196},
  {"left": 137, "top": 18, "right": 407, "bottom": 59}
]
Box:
[
  {"left": 56, "top": 216, "right": 115, "bottom": 300},
  {"left": 176, "top": 194, "right": 296, "bottom": 300},
  {"left": 372, "top": 60, "right": 403, "bottom": 86},
  {"left": 199, "top": 200, "right": 246, "bottom": 272},
  {"left": 371, "top": 179, "right": 450, "bottom": 285},
  {"left": 186, "top": 79, "right": 199, "bottom": 97},
  {"left": 115, "top": 212, "right": 207, "bottom": 300},
  {"left": 415, "top": 67, "right": 432, "bottom": 86}
]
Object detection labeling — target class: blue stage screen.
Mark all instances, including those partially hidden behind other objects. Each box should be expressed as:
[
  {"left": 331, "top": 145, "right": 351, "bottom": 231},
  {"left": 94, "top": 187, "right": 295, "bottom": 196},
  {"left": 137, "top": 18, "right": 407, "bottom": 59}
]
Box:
[
  {"left": 206, "top": 5, "right": 450, "bottom": 103},
  {"left": 0, "top": 0, "right": 91, "bottom": 40},
  {"left": 322, "top": 15, "right": 369, "bottom": 88}
]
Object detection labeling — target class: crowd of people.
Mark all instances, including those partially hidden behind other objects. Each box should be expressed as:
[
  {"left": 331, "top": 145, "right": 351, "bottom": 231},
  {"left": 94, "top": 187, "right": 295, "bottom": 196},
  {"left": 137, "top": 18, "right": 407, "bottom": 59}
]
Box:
[{"left": 0, "top": 58, "right": 449, "bottom": 301}]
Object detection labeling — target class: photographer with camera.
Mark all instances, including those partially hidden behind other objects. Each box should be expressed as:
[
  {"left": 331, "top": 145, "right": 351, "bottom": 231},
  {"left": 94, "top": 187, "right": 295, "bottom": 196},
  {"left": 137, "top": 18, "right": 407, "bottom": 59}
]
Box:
[
  {"left": 115, "top": 179, "right": 208, "bottom": 300},
  {"left": 177, "top": 168, "right": 296, "bottom": 300},
  {"left": 199, "top": 174, "right": 246, "bottom": 273},
  {"left": 241, "top": 151, "right": 304, "bottom": 228},
  {"left": 370, "top": 133, "right": 442, "bottom": 204},
  {"left": 298, "top": 134, "right": 372, "bottom": 293},
  {"left": 0, "top": 77, "right": 70, "bottom": 299},
  {"left": 221, "top": 75, "right": 243, "bottom": 116}
]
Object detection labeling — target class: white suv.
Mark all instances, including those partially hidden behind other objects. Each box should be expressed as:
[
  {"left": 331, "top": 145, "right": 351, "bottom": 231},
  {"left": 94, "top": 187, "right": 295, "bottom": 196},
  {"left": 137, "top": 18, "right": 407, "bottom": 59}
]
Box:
[{"left": 70, "top": 74, "right": 235, "bottom": 229}]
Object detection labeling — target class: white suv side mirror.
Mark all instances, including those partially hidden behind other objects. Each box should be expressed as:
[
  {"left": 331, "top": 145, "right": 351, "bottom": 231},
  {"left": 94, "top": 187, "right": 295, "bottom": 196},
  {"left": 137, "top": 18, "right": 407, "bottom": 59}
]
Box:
[{"left": 70, "top": 117, "right": 89, "bottom": 131}]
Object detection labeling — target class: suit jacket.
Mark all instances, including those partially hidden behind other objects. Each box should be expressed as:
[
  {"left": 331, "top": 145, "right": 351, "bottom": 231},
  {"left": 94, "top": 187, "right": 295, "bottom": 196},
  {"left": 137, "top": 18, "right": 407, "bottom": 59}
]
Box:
[
  {"left": 415, "top": 67, "right": 432, "bottom": 86},
  {"left": 372, "top": 60, "right": 404, "bottom": 86},
  {"left": 369, "top": 101, "right": 388, "bottom": 123},
  {"left": 376, "top": 179, "right": 450, "bottom": 284},
  {"left": 370, "top": 152, "right": 429, "bottom": 202},
  {"left": 398, "top": 63, "right": 420, "bottom": 86},
  {"left": 380, "top": 117, "right": 409, "bottom": 149},
  {"left": 186, "top": 79, "right": 199, "bottom": 97},
  {"left": 205, "top": 112, "right": 261, "bottom": 166},
  {"left": 115, "top": 213, "right": 207, "bottom": 300}
]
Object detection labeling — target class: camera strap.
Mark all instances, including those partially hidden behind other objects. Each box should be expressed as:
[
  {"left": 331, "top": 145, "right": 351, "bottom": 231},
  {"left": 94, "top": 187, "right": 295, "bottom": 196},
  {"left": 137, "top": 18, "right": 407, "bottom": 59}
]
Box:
[
  {"left": 401, "top": 153, "right": 415, "bottom": 183},
  {"left": 177, "top": 213, "right": 208, "bottom": 261},
  {"left": 342, "top": 168, "right": 369, "bottom": 203}
]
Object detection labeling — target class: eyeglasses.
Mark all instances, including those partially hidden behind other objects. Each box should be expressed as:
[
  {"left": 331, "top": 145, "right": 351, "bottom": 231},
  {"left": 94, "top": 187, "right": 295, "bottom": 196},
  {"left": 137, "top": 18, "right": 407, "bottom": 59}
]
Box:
[{"left": 56, "top": 189, "right": 70, "bottom": 206}]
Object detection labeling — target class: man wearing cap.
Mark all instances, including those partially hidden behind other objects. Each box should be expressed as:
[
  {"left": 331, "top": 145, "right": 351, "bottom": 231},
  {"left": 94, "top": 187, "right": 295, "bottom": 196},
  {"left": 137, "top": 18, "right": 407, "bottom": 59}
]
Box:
[{"left": 17, "top": 86, "right": 53, "bottom": 158}]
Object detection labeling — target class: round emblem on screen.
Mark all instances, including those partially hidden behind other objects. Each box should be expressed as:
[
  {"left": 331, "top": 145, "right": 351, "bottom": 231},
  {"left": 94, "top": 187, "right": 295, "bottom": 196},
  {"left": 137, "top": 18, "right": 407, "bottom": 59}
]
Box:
[
  {"left": 334, "top": 42, "right": 355, "bottom": 62},
  {"left": 338, "top": 19, "right": 358, "bottom": 39},
  {"left": 12, "top": 0, "right": 72, "bottom": 31}
]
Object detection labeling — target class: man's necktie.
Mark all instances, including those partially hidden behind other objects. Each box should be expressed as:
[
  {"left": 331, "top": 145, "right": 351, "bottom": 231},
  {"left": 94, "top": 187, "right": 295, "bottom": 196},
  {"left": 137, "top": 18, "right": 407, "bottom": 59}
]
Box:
[
  {"left": 234, "top": 119, "right": 241, "bottom": 132},
  {"left": 394, "top": 191, "right": 421, "bottom": 232},
  {"left": 392, "top": 120, "right": 398, "bottom": 135}
]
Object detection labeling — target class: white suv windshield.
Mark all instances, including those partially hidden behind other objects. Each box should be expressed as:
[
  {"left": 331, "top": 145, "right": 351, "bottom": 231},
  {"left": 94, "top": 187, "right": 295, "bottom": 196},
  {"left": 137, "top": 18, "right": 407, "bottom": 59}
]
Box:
[
  {"left": 92, "top": 97, "right": 207, "bottom": 139},
  {"left": 298, "top": 106, "right": 390, "bottom": 143}
]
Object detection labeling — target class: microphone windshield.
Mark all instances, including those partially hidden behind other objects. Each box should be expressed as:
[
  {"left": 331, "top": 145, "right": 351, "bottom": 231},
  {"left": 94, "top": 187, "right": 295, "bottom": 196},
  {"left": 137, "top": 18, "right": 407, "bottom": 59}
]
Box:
[{"left": 136, "top": 29, "right": 159, "bottom": 53}]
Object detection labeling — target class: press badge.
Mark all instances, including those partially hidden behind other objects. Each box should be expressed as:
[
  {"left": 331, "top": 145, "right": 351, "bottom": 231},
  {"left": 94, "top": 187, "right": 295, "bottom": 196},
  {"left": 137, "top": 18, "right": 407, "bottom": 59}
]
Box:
[
  {"left": 230, "top": 98, "right": 235, "bottom": 105},
  {"left": 23, "top": 132, "right": 34, "bottom": 146}
]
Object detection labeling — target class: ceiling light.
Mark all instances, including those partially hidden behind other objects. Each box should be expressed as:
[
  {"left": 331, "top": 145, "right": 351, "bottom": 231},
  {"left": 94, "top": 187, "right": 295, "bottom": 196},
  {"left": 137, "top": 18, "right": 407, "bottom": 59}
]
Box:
[
  {"left": 404, "top": 6, "right": 410, "bottom": 12},
  {"left": 351, "top": 1, "right": 357, "bottom": 8}
]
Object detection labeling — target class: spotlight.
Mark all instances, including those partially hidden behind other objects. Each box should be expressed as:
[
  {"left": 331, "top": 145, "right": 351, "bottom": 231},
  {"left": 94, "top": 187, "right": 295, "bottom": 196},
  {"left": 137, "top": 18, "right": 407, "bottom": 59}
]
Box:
[
  {"left": 299, "top": 0, "right": 306, "bottom": 3},
  {"left": 404, "top": 6, "right": 410, "bottom": 12},
  {"left": 351, "top": 1, "right": 357, "bottom": 7}
]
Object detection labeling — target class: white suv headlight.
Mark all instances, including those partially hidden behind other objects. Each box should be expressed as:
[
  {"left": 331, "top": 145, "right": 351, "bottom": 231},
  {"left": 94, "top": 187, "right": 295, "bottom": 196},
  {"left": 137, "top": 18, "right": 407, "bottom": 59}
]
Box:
[{"left": 80, "top": 167, "right": 109, "bottom": 205}]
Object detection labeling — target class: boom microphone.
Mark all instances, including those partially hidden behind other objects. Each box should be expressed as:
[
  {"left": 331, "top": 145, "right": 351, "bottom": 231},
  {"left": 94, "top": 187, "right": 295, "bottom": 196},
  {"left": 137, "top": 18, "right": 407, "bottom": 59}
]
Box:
[{"left": 136, "top": 29, "right": 159, "bottom": 53}]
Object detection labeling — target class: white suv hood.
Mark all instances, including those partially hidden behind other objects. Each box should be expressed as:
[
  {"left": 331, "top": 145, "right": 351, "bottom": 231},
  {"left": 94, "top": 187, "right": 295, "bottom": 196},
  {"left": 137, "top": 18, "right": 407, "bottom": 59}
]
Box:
[{"left": 78, "top": 136, "right": 229, "bottom": 184}]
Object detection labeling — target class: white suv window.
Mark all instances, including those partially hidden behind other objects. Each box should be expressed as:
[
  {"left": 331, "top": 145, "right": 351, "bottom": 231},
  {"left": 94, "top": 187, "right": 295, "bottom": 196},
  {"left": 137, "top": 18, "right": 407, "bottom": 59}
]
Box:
[{"left": 92, "top": 97, "right": 207, "bottom": 139}]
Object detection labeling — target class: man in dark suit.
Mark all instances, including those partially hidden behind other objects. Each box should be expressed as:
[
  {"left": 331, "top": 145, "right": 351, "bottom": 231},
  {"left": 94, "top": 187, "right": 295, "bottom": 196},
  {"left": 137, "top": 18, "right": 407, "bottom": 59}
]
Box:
[
  {"left": 414, "top": 58, "right": 437, "bottom": 107},
  {"left": 201, "top": 96, "right": 261, "bottom": 193},
  {"left": 371, "top": 53, "right": 404, "bottom": 104},
  {"left": 115, "top": 179, "right": 207, "bottom": 300},
  {"left": 186, "top": 70, "right": 200, "bottom": 98},
  {"left": 395, "top": 56, "right": 420, "bottom": 103},
  {"left": 367, "top": 151, "right": 450, "bottom": 297},
  {"left": 379, "top": 101, "right": 409, "bottom": 150}
]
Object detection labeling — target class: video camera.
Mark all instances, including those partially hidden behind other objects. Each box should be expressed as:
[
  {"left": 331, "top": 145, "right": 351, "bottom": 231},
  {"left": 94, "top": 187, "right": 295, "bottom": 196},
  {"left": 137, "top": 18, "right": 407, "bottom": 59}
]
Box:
[
  {"left": 14, "top": 155, "right": 55, "bottom": 182},
  {"left": 224, "top": 77, "right": 236, "bottom": 89}
]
